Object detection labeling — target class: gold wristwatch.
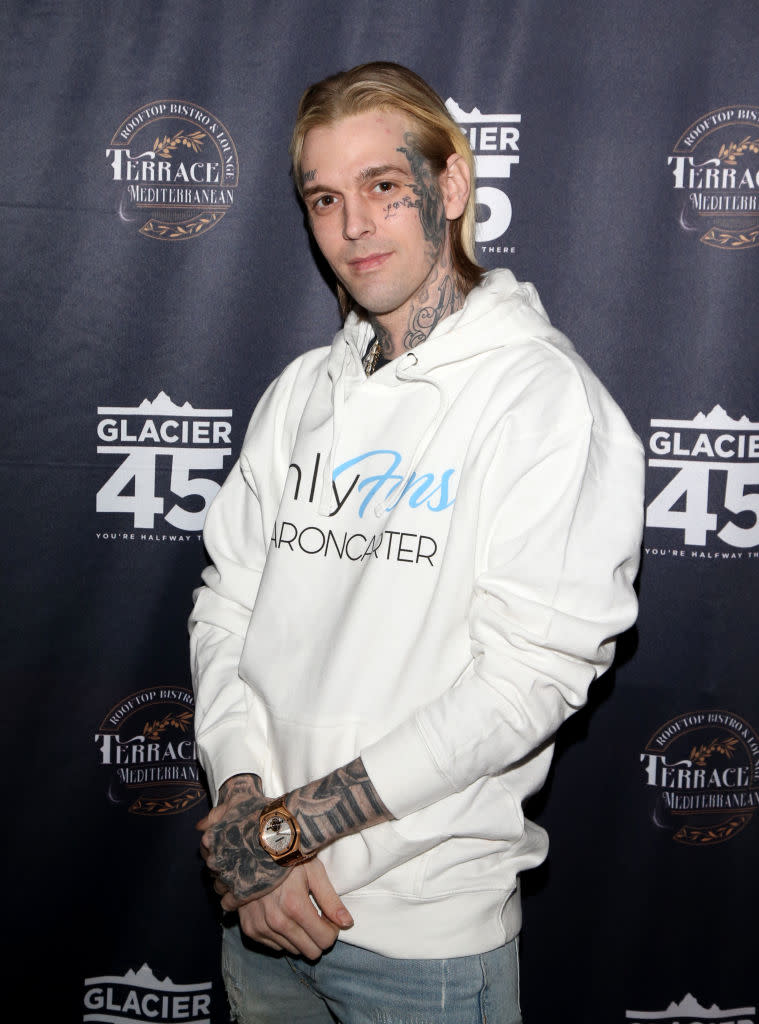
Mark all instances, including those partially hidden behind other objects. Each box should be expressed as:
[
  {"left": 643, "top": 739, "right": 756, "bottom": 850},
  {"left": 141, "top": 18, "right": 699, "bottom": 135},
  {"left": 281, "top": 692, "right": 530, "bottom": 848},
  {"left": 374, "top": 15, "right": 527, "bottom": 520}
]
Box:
[{"left": 258, "top": 798, "right": 316, "bottom": 866}]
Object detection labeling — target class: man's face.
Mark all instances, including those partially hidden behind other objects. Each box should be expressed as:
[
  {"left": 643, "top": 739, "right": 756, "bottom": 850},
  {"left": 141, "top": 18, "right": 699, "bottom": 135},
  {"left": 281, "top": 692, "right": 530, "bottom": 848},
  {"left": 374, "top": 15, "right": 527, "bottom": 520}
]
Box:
[{"left": 300, "top": 110, "right": 453, "bottom": 330}]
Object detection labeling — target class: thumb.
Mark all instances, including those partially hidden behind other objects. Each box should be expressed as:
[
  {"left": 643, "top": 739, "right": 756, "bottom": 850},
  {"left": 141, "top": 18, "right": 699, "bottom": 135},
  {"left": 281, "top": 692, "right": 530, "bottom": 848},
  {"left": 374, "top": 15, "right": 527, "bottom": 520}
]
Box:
[
  {"left": 196, "top": 802, "right": 226, "bottom": 832},
  {"left": 305, "top": 859, "right": 354, "bottom": 929}
]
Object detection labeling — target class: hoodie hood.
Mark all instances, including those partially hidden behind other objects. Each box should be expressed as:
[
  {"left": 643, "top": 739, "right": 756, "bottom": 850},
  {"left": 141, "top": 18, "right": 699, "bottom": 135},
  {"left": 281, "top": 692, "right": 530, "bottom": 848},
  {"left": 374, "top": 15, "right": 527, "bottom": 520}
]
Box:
[
  {"left": 317, "top": 268, "right": 573, "bottom": 515},
  {"left": 335, "top": 268, "right": 572, "bottom": 376}
]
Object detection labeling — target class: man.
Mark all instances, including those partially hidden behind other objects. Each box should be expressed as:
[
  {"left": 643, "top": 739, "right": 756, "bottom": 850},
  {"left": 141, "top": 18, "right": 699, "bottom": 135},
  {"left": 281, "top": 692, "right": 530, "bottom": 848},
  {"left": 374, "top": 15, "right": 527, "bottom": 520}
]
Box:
[{"left": 190, "top": 62, "right": 644, "bottom": 1023}]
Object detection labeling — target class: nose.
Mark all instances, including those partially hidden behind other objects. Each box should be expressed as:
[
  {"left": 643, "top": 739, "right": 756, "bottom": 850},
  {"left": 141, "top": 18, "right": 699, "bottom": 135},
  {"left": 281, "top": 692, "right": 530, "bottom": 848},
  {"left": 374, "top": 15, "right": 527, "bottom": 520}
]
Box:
[{"left": 342, "top": 194, "right": 375, "bottom": 240}]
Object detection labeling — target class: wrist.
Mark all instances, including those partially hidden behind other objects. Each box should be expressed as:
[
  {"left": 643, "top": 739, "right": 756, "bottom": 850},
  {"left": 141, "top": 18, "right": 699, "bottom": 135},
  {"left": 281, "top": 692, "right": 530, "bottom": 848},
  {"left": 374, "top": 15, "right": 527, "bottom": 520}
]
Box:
[
  {"left": 281, "top": 789, "right": 331, "bottom": 855},
  {"left": 219, "top": 773, "right": 262, "bottom": 803},
  {"left": 286, "top": 796, "right": 317, "bottom": 855},
  {"left": 258, "top": 795, "right": 317, "bottom": 866}
]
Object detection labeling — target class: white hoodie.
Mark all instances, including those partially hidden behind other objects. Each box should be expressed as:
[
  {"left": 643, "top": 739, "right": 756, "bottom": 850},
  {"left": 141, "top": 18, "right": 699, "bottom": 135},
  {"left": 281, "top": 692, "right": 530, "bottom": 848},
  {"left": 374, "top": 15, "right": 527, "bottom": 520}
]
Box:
[{"left": 190, "top": 268, "right": 644, "bottom": 958}]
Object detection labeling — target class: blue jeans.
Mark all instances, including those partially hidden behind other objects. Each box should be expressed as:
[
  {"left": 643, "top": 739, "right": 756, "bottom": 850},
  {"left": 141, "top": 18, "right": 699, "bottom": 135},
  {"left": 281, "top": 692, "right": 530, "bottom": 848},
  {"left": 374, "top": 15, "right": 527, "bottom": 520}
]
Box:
[{"left": 221, "top": 921, "right": 522, "bottom": 1024}]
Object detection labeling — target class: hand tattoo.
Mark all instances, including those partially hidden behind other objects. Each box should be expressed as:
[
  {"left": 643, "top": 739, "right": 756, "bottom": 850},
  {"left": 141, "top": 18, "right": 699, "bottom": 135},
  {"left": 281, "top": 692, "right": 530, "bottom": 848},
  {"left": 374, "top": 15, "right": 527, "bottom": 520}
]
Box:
[
  {"left": 203, "top": 762, "right": 391, "bottom": 903},
  {"left": 219, "top": 774, "right": 262, "bottom": 802},
  {"left": 204, "top": 784, "right": 290, "bottom": 902}
]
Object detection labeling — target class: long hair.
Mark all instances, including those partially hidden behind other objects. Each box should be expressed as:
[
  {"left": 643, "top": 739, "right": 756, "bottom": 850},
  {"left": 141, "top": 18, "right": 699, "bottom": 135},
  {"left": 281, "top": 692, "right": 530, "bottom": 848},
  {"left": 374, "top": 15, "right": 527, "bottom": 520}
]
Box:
[{"left": 290, "top": 62, "right": 483, "bottom": 316}]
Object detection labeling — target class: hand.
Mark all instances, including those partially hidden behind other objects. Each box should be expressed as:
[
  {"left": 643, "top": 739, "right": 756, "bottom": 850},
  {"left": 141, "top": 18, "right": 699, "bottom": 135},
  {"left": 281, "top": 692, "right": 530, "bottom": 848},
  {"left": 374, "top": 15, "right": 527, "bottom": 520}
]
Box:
[
  {"left": 197, "top": 776, "right": 290, "bottom": 903},
  {"left": 237, "top": 859, "right": 354, "bottom": 959}
]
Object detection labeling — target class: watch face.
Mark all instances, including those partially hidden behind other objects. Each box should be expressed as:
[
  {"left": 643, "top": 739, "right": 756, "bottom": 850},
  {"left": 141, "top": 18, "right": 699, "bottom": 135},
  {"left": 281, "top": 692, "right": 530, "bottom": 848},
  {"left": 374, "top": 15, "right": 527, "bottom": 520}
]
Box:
[{"left": 261, "top": 811, "right": 296, "bottom": 856}]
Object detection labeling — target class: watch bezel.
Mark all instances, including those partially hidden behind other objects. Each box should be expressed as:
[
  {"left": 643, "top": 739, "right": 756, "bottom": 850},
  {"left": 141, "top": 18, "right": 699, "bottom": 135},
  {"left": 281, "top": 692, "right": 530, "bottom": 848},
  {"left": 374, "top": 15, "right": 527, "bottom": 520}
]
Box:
[{"left": 258, "top": 801, "right": 300, "bottom": 861}]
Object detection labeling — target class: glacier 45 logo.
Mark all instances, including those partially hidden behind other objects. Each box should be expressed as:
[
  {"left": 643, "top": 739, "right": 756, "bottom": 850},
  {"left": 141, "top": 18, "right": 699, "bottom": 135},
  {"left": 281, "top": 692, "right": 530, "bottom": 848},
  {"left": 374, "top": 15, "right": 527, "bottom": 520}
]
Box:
[
  {"left": 96, "top": 392, "right": 232, "bottom": 535},
  {"left": 645, "top": 406, "right": 759, "bottom": 557},
  {"left": 626, "top": 993, "right": 755, "bottom": 1023},
  {"left": 84, "top": 964, "right": 212, "bottom": 1023},
  {"left": 446, "top": 99, "right": 521, "bottom": 250}
]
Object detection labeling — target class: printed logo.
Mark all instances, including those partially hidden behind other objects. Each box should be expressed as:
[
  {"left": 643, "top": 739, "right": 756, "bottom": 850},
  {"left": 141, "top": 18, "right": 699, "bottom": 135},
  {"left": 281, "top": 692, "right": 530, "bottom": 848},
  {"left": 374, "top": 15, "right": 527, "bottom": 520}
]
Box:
[
  {"left": 269, "top": 449, "right": 456, "bottom": 566},
  {"left": 107, "top": 100, "right": 239, "bottom": 239},
  {"left": 446, "top": 99, "right": 521, "bottom": 255},
  {"left": 668, "top": 106, "right": 759, "bottom": 249},
  {"left": 626, "top": 993, "right": 755, "bottom": 1023},
  {"left": 94, "top": 687, "right": 205, "bottom": 816},
  {"left": 96, "top": 392, "right": 232, "bottom": 542},
  {"left": 640, "top": 710, "right": 759, "bottom": 845},
  {"left": 645, "top": 406, "right": 759, "bottom": 560},
  {"left": 84, "top": 964, "right": 212, "bottom": 1023}
]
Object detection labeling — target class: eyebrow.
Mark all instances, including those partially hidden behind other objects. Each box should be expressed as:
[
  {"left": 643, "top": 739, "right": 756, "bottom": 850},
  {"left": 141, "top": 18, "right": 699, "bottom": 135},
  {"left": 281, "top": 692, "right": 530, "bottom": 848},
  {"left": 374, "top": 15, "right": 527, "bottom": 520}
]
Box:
[
  {"left": 302, "top": 163, "right": 410, "bottom": 198},
  {"left": 357, "top": 163, "right": 409, "bottom": 183}
]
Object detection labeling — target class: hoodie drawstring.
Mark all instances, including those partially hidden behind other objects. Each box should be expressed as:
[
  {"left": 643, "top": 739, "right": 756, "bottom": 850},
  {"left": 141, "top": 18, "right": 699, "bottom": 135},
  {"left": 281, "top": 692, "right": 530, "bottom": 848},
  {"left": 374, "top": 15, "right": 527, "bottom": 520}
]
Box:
[{"left": 369, "top": 352, "right": 449, "bottom": 518}]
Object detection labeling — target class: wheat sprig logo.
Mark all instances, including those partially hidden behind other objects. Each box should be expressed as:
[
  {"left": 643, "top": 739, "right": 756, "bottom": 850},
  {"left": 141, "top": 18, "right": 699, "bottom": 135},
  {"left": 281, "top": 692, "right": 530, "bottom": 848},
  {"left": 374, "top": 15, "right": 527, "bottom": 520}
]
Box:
[
  {"left": 717, "top": 135, "right": 759, "bottom": 165},
  {"left": 143, "top": 711, "right": 193, "bottom": 742},
  {"left": 152, "top": 129, "right": 206, "bottom": 158},
  {"left": 689, "top": 735, "right": 740, "bottom": 767},
  {"left": 668, "top": 106, "right": 759, "bottom": 250}
]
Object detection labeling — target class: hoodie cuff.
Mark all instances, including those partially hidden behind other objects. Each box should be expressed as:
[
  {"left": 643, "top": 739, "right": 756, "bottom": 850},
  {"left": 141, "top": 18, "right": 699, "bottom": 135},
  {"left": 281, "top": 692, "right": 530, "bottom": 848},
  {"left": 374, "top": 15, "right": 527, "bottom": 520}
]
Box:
[
  {"left": 361, "top": 716, "right": 457, "bottom": 820},
  {"left": 198, "top": 721, "right": 265, "bottom": 805}
]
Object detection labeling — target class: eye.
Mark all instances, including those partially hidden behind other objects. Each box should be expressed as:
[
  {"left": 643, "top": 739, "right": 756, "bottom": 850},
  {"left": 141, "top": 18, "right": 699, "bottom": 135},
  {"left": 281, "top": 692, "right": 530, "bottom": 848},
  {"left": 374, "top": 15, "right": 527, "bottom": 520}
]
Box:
[
  {"left": 312, "top": 194, "right": 337, "bottom": 212},
  {"left": 373, "top": 181, "right": 396, "bottom": 193}
]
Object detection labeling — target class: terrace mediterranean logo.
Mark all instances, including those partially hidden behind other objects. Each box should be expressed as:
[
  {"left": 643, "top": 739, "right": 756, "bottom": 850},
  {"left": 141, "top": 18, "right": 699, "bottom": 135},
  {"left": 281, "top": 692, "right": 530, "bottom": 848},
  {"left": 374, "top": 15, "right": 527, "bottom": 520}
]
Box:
[
  {"left": 106, "top": 100, "right": 239, "bottom": 239},
  {"left": 668, "top": 106, "right": 759, "bottom": 250}
]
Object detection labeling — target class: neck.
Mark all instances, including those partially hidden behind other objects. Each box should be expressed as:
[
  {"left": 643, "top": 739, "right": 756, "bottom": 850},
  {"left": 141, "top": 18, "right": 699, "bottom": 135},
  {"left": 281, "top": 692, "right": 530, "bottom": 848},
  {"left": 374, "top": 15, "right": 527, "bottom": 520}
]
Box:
[{"left": 369, "top": 258, "right": 465, "bottom": 361}]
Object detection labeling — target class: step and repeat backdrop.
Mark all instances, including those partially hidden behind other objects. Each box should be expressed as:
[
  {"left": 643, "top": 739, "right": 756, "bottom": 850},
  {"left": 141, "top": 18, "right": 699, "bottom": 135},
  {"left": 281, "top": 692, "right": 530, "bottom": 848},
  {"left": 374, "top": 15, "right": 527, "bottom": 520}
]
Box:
[{"left": 2, "top": 2, "right": 757, "bottom": 1021}]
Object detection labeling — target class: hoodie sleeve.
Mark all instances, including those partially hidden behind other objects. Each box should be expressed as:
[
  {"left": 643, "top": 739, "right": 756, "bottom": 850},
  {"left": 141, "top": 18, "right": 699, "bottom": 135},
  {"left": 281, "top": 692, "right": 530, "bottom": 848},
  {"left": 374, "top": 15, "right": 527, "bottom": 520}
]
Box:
[
  {"left": 362, "top": 379, "right": 645, "bottom": 820},
  {"left": 189, "top": 360, "right": 307, "bottom": 803}
]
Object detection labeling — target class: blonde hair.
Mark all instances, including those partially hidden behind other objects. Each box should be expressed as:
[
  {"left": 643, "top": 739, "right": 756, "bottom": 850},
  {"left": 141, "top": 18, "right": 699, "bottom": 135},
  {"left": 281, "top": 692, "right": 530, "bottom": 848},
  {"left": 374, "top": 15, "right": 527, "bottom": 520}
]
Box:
[{"left": 290, "top": 61, "right": 483, "bottom": 315}]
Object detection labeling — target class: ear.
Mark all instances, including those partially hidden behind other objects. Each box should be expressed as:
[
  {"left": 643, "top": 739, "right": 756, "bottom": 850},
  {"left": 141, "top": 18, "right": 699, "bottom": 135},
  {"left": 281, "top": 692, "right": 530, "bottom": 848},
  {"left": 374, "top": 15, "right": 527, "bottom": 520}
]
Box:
[{"left": 439, "top": 153, "right": 471, "bottom": 221}]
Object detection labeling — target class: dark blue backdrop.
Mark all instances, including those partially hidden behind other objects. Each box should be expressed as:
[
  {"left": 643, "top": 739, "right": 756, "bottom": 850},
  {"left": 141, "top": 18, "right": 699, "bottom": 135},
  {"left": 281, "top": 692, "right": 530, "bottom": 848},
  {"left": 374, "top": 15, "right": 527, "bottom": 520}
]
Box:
[{"left": 2, "top": 2, "right": 757, "bottom": 1021}]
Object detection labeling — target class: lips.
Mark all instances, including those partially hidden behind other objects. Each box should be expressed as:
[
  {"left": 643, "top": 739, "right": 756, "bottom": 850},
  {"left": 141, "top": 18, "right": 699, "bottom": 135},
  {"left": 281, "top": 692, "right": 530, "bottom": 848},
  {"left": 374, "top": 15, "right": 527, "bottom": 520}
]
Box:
[{"left": 346, "top": 252, "right": 392, "bottom": 273}]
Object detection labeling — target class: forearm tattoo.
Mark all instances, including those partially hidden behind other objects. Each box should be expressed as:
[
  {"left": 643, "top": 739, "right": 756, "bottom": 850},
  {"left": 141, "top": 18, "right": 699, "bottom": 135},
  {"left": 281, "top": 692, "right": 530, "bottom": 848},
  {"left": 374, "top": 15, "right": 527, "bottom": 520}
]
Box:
[
  {"left": 287, "top": 757, "right": 393, "bottom": 853},
  {"left": 204, "top": 762, "right": 390, "bottom": 901}
]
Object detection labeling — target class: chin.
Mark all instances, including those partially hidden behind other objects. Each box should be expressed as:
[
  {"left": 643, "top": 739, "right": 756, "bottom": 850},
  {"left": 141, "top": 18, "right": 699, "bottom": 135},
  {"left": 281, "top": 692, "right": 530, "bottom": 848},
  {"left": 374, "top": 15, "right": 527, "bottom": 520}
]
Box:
[{"left": 349, "top": 287, "right": 410, "bottom": 319}]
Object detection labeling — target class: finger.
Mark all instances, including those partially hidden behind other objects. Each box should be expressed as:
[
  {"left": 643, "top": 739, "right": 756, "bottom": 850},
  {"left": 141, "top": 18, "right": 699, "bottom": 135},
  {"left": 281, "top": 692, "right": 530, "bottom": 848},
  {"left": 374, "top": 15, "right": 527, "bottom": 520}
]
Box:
[
  {"left": 253, "top": 934, "right": 293, "bottom": 954},
  {"left": 261, "top": 916, "right": 330, "bottom": 960},
  {"left": 237, "top": 874, "right": 339, "bottom": 958},
  {"left": 196, "top": 802, "right": 227, "bottom": 832},
  {"left": 199, "top": 826, "right": 217, "bottom": 851},
  {"left": 270, "top": 875, "right": 339, "bottom": 954},
  {"left": 220, "top": 891, "right": 247, "bottom": 912},
  {"left": 304, "top": 859, "right": 354, "bottom": 929},
  {"left": 196, "top": 809, "right": 218, "bottom": 832},
  {"left": 238, "top": 903, "right": 308, "bottom": 958}
]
